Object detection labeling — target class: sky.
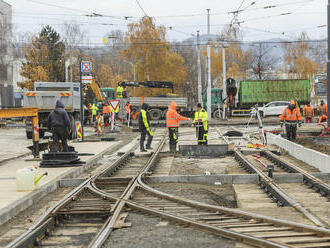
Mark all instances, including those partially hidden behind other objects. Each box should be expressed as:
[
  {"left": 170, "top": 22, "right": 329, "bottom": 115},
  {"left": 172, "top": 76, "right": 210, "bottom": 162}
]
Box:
[{"left": 5, "top": 0, "right": 327, "bottom": 45}]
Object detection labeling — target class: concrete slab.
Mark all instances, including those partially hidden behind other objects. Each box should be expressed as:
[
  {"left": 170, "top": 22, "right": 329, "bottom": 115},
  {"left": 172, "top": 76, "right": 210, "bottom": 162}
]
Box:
[
  {"left": 146, "top": 173, "right": 330, "bottom": 185},
  {"left": 268, "top": 133, "right": 330, "bottom": 172},
  {"left": 179, "top": 144, "right": 228, "bottom": 157},
  {"left": 0, "top": 128, "right": 31, "bottom": 164},
  {"left": 0, "top": 139, "right": 122, "bottom": 225}
]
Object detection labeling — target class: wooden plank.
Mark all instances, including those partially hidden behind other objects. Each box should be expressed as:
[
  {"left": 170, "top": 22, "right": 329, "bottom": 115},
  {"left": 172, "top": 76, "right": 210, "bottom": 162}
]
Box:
[
  {"left": 252, "top": 231, "right": 315, "bottom": 238},
  {"left": 295, "top": 242, "right": 330, "bottom": 248},
  {"left": 229, "top": 226, "right": 293, "bottom": 233}
]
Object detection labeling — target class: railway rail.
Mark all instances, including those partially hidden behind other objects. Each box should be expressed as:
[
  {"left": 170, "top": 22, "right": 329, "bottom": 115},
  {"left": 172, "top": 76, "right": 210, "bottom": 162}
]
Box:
[{"left": 7, "top": 128, "right": 330, "bottom": 248}]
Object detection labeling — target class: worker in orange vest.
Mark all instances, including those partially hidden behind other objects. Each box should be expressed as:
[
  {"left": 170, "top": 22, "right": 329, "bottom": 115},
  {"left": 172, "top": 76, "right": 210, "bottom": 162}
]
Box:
[
  {"left": 96, "top": 112, "right": 103, "bottom": 136},
  {"left": 318, "top": 114, "right": 328, "bottom": 124},
  {"left": 280, "top": 100, "right": 302, "bottom": 141},
  {"left": 103, "top": 103, "right": 110, "bottom": 127},
  {"left": 125, "top": 102, "right": 132, "bottom": 121},
  {"left": 166, "top": 101, "right": 190, "bottom": 152},
  {"left": 318, "top": 100, "right": 327, "bottom": 115},
  {"left": 303, "top": 103, "right": 314, "bottom": 123}
]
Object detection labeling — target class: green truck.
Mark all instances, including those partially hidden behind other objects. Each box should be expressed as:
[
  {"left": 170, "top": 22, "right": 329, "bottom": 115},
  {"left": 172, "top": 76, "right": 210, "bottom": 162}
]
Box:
[{"left": 203, "top": 79, "right": 311, "bottom": 118}]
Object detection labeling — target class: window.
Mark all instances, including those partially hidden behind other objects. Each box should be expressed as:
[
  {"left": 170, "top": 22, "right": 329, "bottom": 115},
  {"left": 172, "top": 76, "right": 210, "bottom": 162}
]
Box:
[{"left": 266, "top": 103, "right": 276, "bottom": 107}]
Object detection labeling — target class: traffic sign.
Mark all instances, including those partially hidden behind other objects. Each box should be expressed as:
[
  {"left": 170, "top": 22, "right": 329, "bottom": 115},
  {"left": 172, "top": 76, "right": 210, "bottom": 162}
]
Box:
[
  {"left": 76, "top": 121, "right": 82, "bottom": 140},
  {"left": 109, "top": 100, "right": 120, "bottom": 111},
  {"left": 82, "top": 75, "right": 93, "bottom": 84},
  {"left": 81, "top": 61, "right": 93, "bottom": 74}
]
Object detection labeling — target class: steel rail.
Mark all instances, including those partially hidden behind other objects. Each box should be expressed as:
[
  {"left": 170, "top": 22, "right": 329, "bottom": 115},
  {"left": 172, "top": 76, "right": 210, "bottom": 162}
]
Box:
[
  {"left": 234, "top": 149, "right": 327, "bottom": 228},
  {"left": 87, "top": 135, "right": 167, "bottom": 248},
  {"left": 262, "top": 149, "right": 330, "bottom": 200},
  {"left": 133, "top": 174, "right": 330, "bottom": 247},
  {"left": 6, "top": 143, "right": 137, "bottom": 248}
]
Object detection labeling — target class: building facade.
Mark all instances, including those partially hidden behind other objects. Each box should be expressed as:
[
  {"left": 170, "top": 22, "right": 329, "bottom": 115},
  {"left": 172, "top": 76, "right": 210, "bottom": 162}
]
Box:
[{"left": 0, "top": 0, "right": 13, "bottom": 108}]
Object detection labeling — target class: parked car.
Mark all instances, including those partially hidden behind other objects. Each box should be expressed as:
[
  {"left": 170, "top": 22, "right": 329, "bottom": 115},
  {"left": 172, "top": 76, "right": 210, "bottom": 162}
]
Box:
[{"left": 258, "top": 101, "right": 289, "bottom": 117}]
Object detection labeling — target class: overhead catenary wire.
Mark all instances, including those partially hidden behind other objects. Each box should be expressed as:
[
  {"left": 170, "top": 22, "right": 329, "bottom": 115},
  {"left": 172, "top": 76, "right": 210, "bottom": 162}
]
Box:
[{"left": 135, "top": 0, "right": 149, "bottom": 17}]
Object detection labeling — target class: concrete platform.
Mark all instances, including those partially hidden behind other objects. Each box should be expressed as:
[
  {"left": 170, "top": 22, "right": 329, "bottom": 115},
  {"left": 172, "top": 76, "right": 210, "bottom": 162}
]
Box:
[{"left": 0, "top": 139, "right": 122, "bottom": 225}]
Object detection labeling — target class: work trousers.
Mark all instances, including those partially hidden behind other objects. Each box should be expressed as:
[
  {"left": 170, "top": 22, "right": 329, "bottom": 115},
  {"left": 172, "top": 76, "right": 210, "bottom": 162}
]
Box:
[
  {"left": 305, "top": 117, "right": 313, "bottom": 123},
  {"left": 52, "top": 126, "right": 69, "bottom": 152},
  {"left": 140, "top": 130, "right": 153, "bottom": 150},
  {"left": 104, "top": 114, "right": 110, "bottom": 127},
  {"left": 168, "top": 127, "right": 178, "bottom": 152},
  {"left": 285, "top": 123, "right": 297, "bottom": 141},
  {"left": 196, "top": 126, "right": 208, "bottom": 145}
]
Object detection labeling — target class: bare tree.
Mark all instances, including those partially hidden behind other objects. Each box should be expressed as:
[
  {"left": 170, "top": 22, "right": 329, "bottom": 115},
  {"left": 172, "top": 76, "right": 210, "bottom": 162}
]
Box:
[
  {"left": 249, "top": 42, "right": 277, "bottom": 80},
  {"left": 61, "top": 22, "right": 86, "bottom": 82}
]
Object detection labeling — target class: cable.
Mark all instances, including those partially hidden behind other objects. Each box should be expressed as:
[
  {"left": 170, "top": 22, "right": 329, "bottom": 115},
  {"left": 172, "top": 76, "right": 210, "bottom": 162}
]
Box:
[
  {"left": 26, "top": 0, "right": 91, "bottom": 14},
  {"left": 135, "top": 0, "right": 149, "bottom": 17}
]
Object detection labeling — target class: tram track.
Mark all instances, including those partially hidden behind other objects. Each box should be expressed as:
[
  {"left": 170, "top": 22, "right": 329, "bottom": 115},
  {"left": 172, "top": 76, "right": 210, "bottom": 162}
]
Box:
[{"left": 7, "top": 129, "right": 330, "bottom": 248}]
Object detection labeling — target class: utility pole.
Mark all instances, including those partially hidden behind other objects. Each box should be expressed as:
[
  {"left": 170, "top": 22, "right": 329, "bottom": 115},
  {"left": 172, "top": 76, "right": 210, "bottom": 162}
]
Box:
[
  {"left": 206, "top": 9, "right": 212, "bottom": 119},
  {"left": 222, "top": 45, "right": 227, "bottom": 119},
  {"left": 197, "top": 30, "right": 202, "bottom": 104},
  {"left": 327, "top": 0, "right": 330, "bottom": 126},
  {"left": 79, "top": 58, "right": 84, "bottom": 141}
]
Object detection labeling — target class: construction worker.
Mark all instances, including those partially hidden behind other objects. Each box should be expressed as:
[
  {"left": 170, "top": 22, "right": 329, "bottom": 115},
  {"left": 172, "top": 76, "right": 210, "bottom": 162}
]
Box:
[
  {"left": 125, "top": 101, "right": 132, "bottom": 121},
  {"left": 103, "top": 103, "right": 110, "bottom": 127},
  {"left": 47, "top": 100, "right": 71, "bottom": 152},
  {"left": 193, "top": 103, "right": 208, "bottom": 145},
  {"left": 318, "top": 100, "right": 327, "bottom": 115},
  {"left": 280, "top": 100, "right": 302, "bottom": 141},
  {"left": 92, "top": 103, "right": 98, "bottom": 123},
  {"left": 166, "top": 101, "right": 190, "bottom": 152},
  {"left": 303, "top": 103, "right": 314, "bottom": 123},
  {"left": 318, "top": 114, "right": 328, "bottom": 124},
  {"left": 117, "top": 83, "right": 124, "bottom": 98},
  {"left": 138, "top": 103, "right": 153, "bottom": 152},
  {"left": 96, "top": 111, "right": 103, "bottom": 136}
]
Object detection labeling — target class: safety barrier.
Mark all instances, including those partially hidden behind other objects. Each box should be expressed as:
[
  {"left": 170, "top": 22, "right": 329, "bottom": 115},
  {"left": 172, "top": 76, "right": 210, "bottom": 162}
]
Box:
[{"left": 267, "top": 133, "right": 330, "bottom": 173}]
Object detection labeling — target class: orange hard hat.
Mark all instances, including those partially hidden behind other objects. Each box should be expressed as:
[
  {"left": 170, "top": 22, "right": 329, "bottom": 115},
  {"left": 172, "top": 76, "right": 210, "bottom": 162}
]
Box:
[{"left": 290, "top": 100, "right": 295, "bottom": 105}]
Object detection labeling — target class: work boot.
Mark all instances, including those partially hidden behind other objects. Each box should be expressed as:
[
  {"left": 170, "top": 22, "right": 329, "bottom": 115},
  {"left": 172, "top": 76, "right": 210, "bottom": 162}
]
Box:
[
  {"left": 146, "top": 146, "right": 153, "bottom": 150},
  {"left": 140, "top": 148, "right": 147, "bottom": 152},
  {"left": 169, "top": 144, "right": 176, "bottom": 153}
]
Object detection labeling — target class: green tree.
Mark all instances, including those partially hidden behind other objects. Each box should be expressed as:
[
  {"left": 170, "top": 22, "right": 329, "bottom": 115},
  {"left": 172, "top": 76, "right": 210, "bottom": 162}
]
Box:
[{"left": 20, "top": 25, "right": 65, "bottom": 89}]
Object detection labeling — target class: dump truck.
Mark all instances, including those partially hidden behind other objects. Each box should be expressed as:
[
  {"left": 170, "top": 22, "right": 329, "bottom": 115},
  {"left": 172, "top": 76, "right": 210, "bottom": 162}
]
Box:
[
  {"left": 23, "top": 82, "right": 81, "bottom": 139},
  {"left": 203, "top": 79, "right": 311, "bottom": 118}
]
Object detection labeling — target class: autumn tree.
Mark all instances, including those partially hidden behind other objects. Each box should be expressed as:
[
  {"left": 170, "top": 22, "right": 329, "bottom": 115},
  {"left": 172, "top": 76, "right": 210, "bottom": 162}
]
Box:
[
  {"left": 204, "top": 25, "right": 251, "bottom": 89},
  {"left": 282, "top": 32, "right": 319, "bottom": 79},
  {"left": 95, "top": 64, "right": 123, "bottom": 88},
  {"left": 122, "top": 17, "right": 187, "bottom": 96},
  {"left": 20, "top": 25, "right": 65, "bottom": 89}
]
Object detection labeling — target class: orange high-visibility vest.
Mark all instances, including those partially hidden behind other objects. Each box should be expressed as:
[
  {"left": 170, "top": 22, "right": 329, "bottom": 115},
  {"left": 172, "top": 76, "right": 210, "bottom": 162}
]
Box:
[
  {"left": 280, "top": 107, "right": 302, "bottom": 122},
  {"left": 303, "top": 105, "right": 314, "bottom": 117},
  {"left": 318, "top": 114, "right": 328, "bottom": 124},
  {"left": 318, "top": 104, "right": 327, "bottom": 115},
  {"left": 166, "top": 101, "right": 188, "bottom": 128},
  {"left": 125, "top": 104, "right": 131, "bottom": 114}
]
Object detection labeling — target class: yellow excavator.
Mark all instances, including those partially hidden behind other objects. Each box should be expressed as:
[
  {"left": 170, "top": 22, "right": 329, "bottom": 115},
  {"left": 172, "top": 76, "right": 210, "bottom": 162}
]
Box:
[{"left": 89, "top": 79, "right": 104, "bottom": 102}]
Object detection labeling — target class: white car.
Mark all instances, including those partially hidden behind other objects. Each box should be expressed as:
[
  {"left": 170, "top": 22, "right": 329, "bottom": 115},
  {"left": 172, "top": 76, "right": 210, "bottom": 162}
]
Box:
[{"left": 258, "top": 101, "right": 289, "bottom": 117}]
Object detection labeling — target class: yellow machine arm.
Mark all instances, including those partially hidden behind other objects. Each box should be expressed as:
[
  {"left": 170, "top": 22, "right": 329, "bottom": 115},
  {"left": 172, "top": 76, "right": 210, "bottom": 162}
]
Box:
[{"left": 90, "top": 79, "right": 104, "bottom": 102}]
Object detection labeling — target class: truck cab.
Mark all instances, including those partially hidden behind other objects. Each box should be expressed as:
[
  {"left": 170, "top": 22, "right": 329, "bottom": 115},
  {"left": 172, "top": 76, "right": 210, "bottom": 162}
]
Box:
[
  {"left": 202, "top": 88, "right": 223, "bottom": 118},
  {"left": 101, "top": 88, "right": 115, "bottom": 101}
]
